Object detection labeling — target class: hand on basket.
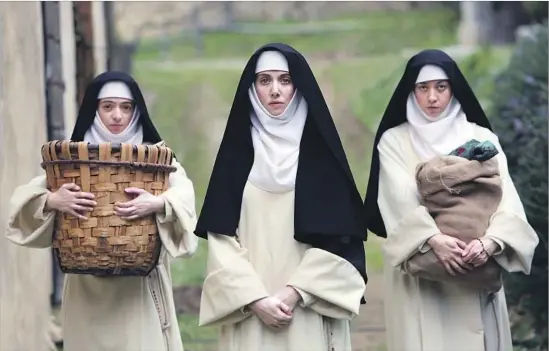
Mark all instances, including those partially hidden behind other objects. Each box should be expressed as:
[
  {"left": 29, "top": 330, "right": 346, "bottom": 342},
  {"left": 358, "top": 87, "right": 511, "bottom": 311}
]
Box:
[
  {"left": 45, "top": 183, "right": 96, "bottom": 220},
  {"left": 462, "top": 238, "right": 499, "bottom": 267},
  {"left": 249, "top": 296, "right": 293, "bottom": 330},
  {"left": 427, "top": 234, "right": 474, "bottom": 276},
  {"left": 114, "top": 187, "right": 165, "bottom": 220}
]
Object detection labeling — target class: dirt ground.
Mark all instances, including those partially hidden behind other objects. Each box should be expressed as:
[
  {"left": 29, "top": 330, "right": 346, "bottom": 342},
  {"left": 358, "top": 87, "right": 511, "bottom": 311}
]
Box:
[{"left": 350, "top": 273, "right": 387, "bottom": 351}]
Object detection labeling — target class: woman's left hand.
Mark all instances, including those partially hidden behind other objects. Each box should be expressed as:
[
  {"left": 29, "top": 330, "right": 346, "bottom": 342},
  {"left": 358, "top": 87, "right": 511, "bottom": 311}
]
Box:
[
  {"left": 114, "top": 187, "right": 165, "bottom": 220},
  {"left": 273, "top": 286, "right": 302, "bottom": 313},
  {"left": 462, "top": 238, "right": 500, "bottom": 267}
]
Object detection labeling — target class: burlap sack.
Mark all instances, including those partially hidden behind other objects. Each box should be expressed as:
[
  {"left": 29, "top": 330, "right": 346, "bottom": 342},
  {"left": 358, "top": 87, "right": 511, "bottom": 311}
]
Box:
[{"left": 405, "top": 155, "right": 503, "bottom": 292}]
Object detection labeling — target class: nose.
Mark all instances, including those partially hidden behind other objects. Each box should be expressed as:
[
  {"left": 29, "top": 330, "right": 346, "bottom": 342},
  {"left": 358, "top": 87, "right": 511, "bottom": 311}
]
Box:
[
  {"left": 427, "top": 90, "right": 438, "bottom": 104},
  {"left": 112, "top": 107, "right": 123, "bottom": 122},
  {"left": 269, "top": 82, "right": 281, "bottom": 98}
]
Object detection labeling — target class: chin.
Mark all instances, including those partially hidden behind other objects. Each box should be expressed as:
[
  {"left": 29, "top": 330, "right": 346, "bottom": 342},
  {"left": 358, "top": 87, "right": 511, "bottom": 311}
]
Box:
[
  {"left": 424, "top": 111, "right": 443, "bottom": 120},
  {"left": 268, "top": 106, "right": 286, "bottom": 117}
]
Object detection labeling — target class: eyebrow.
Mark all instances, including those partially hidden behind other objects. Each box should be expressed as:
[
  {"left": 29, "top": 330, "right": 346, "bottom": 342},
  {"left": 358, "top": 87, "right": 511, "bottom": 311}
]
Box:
[{"left": 99, "top": 100, "right": 132, "bottom": 105}]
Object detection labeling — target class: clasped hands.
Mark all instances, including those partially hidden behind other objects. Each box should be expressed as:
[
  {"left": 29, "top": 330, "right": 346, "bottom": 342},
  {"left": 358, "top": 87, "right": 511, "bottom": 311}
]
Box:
[
  {"left": 427, "top": 233, "right": 500, "bottom": 276},
  {"left": 248, "top": 286, "right": 302, "bottom": 330},
  {"left": 45, "top": 183, "right": 165, "bottom": 220}
]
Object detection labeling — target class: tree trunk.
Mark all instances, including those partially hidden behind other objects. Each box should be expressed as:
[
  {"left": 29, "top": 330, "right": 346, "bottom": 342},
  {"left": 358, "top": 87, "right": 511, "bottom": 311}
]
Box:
[{"left": 458, "top": 1, "right": 496, "bottom": 46}]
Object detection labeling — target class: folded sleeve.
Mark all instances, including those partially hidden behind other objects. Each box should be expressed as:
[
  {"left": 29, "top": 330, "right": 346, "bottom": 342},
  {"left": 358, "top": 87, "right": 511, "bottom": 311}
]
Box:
[
  {"left": 6, "top": 174, "right": 56, "bottom": 249},
  {"left": 287, "top": 248, "right": 366, "bottom": 320},
  {"left": 198, "top": 232, "right": 270, "bottom": 327},
  {"left": 156, "top": 159, "right": 199, "bottom": 258}
]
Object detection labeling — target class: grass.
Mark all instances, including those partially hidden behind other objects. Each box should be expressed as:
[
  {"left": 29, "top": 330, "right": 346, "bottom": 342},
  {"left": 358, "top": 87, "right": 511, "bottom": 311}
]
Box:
[
  {"left": 178, "top": 315, "right": 218, "bottom": 350},
  {"left": 134, "top": 9, "right": 458, "bottom": 61}
]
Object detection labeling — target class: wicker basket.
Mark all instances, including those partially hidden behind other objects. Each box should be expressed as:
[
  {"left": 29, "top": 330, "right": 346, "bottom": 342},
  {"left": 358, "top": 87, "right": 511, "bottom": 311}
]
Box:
[{"left": 40, "top": 140, "right": 177, "bottom": 277}]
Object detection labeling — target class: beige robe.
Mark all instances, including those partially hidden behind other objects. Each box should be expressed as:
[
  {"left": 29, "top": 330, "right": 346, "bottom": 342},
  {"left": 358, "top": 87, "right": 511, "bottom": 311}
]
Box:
[
  {"left": 6, "top": 158, "right": 199, "bottom": 351},
  {"left": 377, "top": 123, "right": 539, "bottom": 351},
  {"left": 199, "top": 181, "right": 366, "bottom": 351}
]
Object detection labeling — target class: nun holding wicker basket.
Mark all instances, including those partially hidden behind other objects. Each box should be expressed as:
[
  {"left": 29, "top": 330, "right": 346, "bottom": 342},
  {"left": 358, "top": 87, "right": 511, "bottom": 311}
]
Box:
[{"left": 6, "top": 71, "right": 198, "bottom": 351}]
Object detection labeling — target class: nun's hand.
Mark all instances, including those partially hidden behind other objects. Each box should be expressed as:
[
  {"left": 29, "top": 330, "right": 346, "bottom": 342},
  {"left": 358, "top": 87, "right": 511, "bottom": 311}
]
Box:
[
  {"left": 249, "top": 297, "right": 293, "bottom": 330},
  {"left": 427, "top": 234, "right": 474, "bottom": 275},
  {"left": 273, "top": 286, "right": 302, "bottom": 313},
  {"left": 462, "top": 238, "right": 499, "bottom": 267},
  {"left": 45, "top": 183, "right": 96, "bottom": 220},
  {"left": 114, "top": 188, "right": 165, "bottom": 220}
]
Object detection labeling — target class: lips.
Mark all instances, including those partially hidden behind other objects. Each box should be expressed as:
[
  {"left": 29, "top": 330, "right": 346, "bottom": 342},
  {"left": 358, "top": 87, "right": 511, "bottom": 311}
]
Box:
[{"left": 269, "top": 102, "right": 283, "bottom": 106}]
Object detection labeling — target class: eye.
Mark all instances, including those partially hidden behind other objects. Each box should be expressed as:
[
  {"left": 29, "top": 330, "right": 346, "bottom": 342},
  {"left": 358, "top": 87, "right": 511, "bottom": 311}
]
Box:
[
  {"left": 102, "top": 104, "right": 112, "bottom": 110},
  {"left": 437, "top": 84, "right": 448, "bottom": 91},
  {"left": 259, "top": 77, "right": 270, "bottom": 85},
  {"left": 280, "top": 77, "right": 292, "bottom": 84}
]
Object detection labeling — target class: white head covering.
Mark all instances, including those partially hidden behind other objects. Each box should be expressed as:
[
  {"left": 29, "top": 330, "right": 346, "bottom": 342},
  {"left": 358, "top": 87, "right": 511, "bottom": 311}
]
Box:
[
  {"left": 247, "top": 51, "right": 308, "bottom": 193},
  {"left": 255, "top": 50, "right": 289, "bottom": 73},
  {"left": 84, "top": 81, "right": 144, "bottom": 145},
  {"left": 406, "top": 64, "right": 473, "bottom": 161},
  {"left": 97, "top": 81, "right": 133, "bottom": 100}
]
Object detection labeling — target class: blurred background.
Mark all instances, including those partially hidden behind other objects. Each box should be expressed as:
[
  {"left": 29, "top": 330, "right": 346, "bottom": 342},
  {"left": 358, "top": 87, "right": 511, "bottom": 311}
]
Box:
[{"left": 0, "top": 1, "right": 546, "bottom": 351}]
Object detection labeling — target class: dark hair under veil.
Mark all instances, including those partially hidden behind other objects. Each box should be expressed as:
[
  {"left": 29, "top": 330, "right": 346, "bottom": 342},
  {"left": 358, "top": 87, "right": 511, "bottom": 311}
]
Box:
[
  {"left": 195, "top": 43, "right": 368, "bottom": 291},
  {"left": 363, "top": 49, "right": 493, "bottom": 238}
]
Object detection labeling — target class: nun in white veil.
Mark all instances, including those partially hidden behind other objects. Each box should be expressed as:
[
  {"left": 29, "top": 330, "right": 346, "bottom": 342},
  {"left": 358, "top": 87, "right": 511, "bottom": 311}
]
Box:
[
  {"left": 363, "top": 49, "right": 539, "bottom": 351},
  {"left": 6, "top": 71, "right": 199, "bottom": 351}
]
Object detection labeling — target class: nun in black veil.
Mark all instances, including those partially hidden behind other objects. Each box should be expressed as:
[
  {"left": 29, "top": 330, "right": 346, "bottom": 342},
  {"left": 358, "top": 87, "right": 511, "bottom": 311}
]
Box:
[
  {"left": 7, "top": 71, "right": 198, "bottom": 351},
  {"left": 195, "top": 43, "right": 367, "bottom": 350},
  {"left": 362, "top": 49, "right": 538, "bottom": 351}
]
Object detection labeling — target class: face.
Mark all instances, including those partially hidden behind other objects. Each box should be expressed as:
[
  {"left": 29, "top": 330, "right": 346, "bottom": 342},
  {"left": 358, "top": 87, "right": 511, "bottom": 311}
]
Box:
[
  {"left": 97, "top": 97, "right": 135, "bottom": 134},
  {"left": 255, "top": 70, "right": 295, "bottom": 116},
  {"left": 413, "top": 79, "right": 452, "bottom": 119}
]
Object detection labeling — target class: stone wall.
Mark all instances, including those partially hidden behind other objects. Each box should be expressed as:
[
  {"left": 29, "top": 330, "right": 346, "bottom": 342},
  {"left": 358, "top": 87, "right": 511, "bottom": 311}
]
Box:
[{"left": 0, "top": 2, "right": 53, "bottom": 350}]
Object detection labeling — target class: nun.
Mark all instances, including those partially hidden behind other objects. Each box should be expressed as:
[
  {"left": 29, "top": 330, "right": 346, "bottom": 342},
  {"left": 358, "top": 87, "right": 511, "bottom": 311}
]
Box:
[
  {"left": 6, "top": 71, "right": 198, "bottom": 351},
  {"left": 195, "top": 43, "right": 367, "bottom": 350},
  {"left": 363, "top": 49, "right": 539, "bottom": 351}
]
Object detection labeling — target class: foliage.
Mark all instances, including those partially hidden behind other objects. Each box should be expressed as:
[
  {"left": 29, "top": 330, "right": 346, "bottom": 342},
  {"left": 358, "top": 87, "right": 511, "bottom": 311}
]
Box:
[
  {"left": 458, "top": 46, "right": 513, "bottom": 109},
  {"left": 488, "top": 24, "right": 548, "bottom": 350},
  {"left": 522, "top": 2, "right": 548, "bottom": 23}
]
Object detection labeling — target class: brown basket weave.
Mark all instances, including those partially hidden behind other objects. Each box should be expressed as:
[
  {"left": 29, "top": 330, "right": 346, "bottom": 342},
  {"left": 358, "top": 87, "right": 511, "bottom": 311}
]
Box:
[{"left": 40, "top": 140, "right": 177, "bottom": 277}]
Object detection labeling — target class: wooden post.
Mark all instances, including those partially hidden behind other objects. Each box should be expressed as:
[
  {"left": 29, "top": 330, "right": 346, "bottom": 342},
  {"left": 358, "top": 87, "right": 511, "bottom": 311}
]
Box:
[
  {"left": 74, "top": 1, "right": 95, "bottom": 104},
  {"left": 43, "top": 1, "right": 66, "bottom": 141},
  {"left": 42, "top": 0, "right": 66, "bottom": 308},
  {"left": 60, "top": 0, "right": 78, "bottom": 138}
]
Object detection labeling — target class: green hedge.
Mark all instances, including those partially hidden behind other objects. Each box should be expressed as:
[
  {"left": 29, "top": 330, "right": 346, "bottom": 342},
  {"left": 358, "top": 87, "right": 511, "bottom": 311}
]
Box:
[{"left": 488, "top": 24, "right": 548, "bottom": 350}]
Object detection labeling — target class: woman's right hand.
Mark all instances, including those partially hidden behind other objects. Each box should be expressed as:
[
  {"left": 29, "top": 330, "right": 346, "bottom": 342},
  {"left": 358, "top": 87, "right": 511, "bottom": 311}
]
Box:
[
  {"left": 250, "top": 296, "right": 293, "bottom": 330},
  {"left": 45, "top": 183, "right": 96, "bottom": 220},
  {"left": 427, "top": 234, "right": 473, "bottom": 276}
]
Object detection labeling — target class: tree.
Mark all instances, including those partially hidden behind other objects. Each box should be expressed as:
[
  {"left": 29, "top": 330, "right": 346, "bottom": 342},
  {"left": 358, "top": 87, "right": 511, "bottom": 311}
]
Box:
[{"left": 489, "top": 23, "right": 548, "bottom": 350}]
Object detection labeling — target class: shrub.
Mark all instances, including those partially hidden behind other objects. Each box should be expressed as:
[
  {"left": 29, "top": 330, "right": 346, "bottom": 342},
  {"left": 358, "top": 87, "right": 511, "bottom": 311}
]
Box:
[{"left": 488, "top": 23, "right": 548, "bottom": 350}]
